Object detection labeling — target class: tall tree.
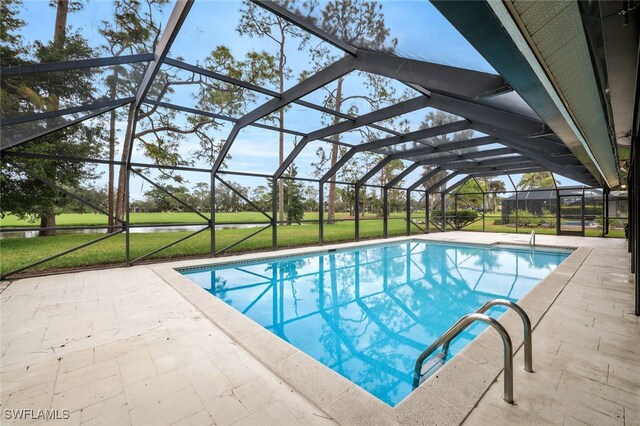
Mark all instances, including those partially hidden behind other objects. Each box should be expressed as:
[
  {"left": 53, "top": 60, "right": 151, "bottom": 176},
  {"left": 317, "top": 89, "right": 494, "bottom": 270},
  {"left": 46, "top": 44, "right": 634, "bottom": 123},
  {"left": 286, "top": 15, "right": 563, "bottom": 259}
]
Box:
[
  {"left": 283, "top": 162, "right": 304, "bottom": 224},
  {"left": 1, "top": 0, "right": 105, "bottom": 235},
  {"left": 237, "top": 0, "right": 309, "bottom": 224},
  {"left": 455, "top": 179, "right": 485, "bottom": 208},
  {"left": 378, "top": 159, "right": 404, "bottom": 216},
  {"left": 487, "top": 178, "right": 506, "bottom": 211},
  {"left": 517, "top": 172, "right": 559, "bottom": 190},
  {"left": 100, "top": 0, "right": 168, "bottom": 231},
  {"left": 304, "top": 0, "right": 398, "bottom": 224},
  {"left": 114, "top": 46, "right": 277, "bottom": 222}
]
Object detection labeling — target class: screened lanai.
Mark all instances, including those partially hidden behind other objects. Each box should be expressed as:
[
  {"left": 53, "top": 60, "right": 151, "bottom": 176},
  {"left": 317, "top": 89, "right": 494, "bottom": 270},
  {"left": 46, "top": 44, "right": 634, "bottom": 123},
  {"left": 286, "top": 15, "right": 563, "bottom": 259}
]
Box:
[
  {"left": 0, "top": 0, "right": 635, "bottom": 292},
  {"left": 2, "top": 1, "right": 640, "bottom": 423}
]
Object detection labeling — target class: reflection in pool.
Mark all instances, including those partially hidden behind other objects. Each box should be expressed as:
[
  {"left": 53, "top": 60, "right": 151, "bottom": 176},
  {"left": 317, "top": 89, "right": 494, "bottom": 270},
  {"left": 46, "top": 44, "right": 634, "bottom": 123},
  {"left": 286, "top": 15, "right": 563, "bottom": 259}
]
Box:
[{"left": 182, "top": 240, "right": 569, "bottom": 406}]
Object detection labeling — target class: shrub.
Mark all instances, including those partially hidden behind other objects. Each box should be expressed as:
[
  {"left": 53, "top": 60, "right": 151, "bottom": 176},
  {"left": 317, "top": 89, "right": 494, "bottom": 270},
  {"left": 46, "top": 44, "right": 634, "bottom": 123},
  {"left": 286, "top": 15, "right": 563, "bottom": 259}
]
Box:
[
  {"left": 493, "top": 218, "right": 502, "bottom": 225},
  {"left": 541, "top": 208, "right": 557, "bottom": 227},
  {"left": 508, "top": 209, "right": 541, "bottom": 227},
  {"left": 431, "top": 209, "right": 479, "bottom": 230}
]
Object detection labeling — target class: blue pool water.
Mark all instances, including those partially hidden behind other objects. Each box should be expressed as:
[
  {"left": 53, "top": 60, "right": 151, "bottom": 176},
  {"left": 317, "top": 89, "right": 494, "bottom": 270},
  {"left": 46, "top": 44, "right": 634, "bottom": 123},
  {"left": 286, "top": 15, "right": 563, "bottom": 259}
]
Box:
[{"left": 181, "top": 240, "right": 570, "bottom": 406}]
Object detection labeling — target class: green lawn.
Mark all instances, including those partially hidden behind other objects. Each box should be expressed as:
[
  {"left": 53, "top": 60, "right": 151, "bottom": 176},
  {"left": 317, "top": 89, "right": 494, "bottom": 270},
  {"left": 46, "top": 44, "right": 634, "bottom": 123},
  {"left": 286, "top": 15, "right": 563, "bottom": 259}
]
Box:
[
  {"left": 0, "top": 217, "right": 421, "bottom": 276},
  {"left": 0, "top": 211, "right": 623, "bottom": 277}
]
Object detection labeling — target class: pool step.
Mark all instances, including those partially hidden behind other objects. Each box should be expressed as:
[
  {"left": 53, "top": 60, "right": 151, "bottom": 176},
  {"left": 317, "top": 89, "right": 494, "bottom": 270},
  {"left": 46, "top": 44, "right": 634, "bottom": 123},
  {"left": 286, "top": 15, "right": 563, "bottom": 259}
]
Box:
[{"left": 418, "top": 351, "right": 447, "bottom": 385}]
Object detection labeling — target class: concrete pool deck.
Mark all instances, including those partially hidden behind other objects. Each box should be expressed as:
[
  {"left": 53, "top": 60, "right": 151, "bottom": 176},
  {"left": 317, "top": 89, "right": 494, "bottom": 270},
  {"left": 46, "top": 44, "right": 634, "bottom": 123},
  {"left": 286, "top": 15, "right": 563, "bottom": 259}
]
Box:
[{"left": 1, "top": 232, "right": 638, "bottom": 425}]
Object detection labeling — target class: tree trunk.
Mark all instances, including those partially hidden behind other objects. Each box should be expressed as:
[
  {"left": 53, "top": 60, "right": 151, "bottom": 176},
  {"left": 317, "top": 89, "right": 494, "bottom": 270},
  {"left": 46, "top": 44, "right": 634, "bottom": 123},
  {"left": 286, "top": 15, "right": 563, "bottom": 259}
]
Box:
[
  {"left": 327, "top": 77, "right": 343, "bottom": 225},
  {"left": 115, "top": 105, "right": 137, "bottom": 222},
  {"left": 38, "top": 0, "right": 70, "bottom": 236},
  {"left": 53, "top": 0, "right": 68, "bottom": 50},
  {"left": 38, "top": 204, "right": 57, "bottom": 237}
]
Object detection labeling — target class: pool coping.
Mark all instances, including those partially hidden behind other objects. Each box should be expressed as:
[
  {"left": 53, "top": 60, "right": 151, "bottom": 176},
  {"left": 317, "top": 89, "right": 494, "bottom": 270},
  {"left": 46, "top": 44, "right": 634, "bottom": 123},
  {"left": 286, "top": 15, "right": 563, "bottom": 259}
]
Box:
[{"left": 150, "top": 234, "right": 591, "bottom": 425}]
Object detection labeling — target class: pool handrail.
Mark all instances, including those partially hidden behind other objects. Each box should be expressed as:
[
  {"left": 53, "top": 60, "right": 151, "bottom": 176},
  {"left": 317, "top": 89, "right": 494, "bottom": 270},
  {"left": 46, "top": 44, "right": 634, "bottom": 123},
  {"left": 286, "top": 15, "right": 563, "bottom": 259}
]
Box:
[
  {"left": 412, "top": 312, "right": 515, "bottom": 403},
  {"left": 529, "top": 230, "right": 536, "bottom": 247},
  {"left": 413, "top": 299, "right": 535, "bottom": 404},
  {"left": 474, "top": 299, "right": 533, "bottom": 373}
]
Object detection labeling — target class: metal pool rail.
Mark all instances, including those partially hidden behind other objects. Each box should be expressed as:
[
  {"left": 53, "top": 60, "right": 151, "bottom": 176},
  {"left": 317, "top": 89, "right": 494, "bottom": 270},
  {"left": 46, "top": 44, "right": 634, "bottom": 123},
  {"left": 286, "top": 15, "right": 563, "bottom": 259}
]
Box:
[{"left": 413, "top": 299, "right": 534, "bottom": 404}]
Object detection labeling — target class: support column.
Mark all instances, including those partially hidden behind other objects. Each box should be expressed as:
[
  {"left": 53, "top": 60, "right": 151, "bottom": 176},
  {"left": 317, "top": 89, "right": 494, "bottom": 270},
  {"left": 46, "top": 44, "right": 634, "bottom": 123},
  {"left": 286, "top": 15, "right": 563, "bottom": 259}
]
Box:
[
  {"left": 581, "top": 188, "right": 586, "bottom": 236},
  {"left": 383, "top": 187, "right": 389, "bottom": 238},
  {"left": 319, "top": 182, "right": 324, "bottom": 245},
  {"left": 482, "top": 193, "right": 486, "bottom": 232},
  {"left": 272, "top": 177, "right": 277, "bottom": 251},
  {"left": 515, "top": 189, "right": 519, "bottom": 234},
  {"left": 454, "top": 194, "right": 458, "bottom": 230},
  {"left": 355, "top": 185, "right": 360, "bottom": 241},
  {"left": 425, "top": 192, "right": 429, "bottom": 234},
  {"left": 605, "top": 189, "right": 609, "bottom": 236},
  {"left": 125, "top": 166, "right": 131, "bottom": 265},
  {"left": 211, "top": 174, "right": 216, "bottom": 256},
  {"left": 603, "top": 189, "right": 607, "bottom": 237},
  {"left": 555, "top": 187, "right": 561, "bottom": 235},
  {"left": 441, "top": 193, "right": 446, "bottom": 232},
  {"left": 631, "top": 139, "right": 638, "bottom": 315},
  {"left": 406, "top": 189, "right": 411, "bottom": 236}
]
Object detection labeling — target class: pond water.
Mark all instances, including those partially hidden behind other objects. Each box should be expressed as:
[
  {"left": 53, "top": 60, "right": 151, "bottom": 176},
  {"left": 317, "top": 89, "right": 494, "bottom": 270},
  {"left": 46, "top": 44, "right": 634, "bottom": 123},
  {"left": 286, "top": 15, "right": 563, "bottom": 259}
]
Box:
[{"left": 0, "top": 223, "right": 265, "bottom": 239}]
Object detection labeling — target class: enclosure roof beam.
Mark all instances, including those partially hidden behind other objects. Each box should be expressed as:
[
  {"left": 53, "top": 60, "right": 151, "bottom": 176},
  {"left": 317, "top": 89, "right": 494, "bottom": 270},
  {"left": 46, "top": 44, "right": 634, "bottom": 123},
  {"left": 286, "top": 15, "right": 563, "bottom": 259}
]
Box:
[
  {"left": 451, "top": 159, "right": 538, "bottom": 172},
  {"left": 355, "top": 156, "right": 393, "bottom": 187},
  {"left": 319, "top": 149, "right": 358, "bottom": 184},
  {"left": 252, "top": 0, "right": 358, "bottom": 56},
  {"left": 164, "top": 57, "right": 281, "bottom": 97},
  {"left": 122, "top": 0, "right": 194, "bottom": 167},
  {"left": 408, "top": 147, "right": 515, "bottom": 164},
  {"left": 425, "top": 171, "right": 460, "bottom": 193},
  {"left": 443, "top": 176, "right": 473, "bottom": 194},
  {"left": 0, "top": 101, "right": 131, "bottom": 151},
  {"left": 408, "top": 167, "right": 444, "bottom": 191},
  {"left": 212, "top": 55, "right": 357, "bottom": 174},
  {"left": 0, "top": 53, "right": 154, "bottom": 76},
  {"left": 465, "top": 163, "right": 543, "bottom": 176},
  {"left": 252, "top": 1, "right": 517, "bottom": 102},
  {"left": 385, "top": 162, "right": 422, "bottom": 190},
  {"left": 406, "top": 84, "right": 552, "bottom": 138},
  {"left": 274, "top": 95, "right": 430, "bottom": 179},
  {"left": 132, "top": 1, "right": 193, "bottom": 113},
  {"left": 436, "top": 154, "right": 533, "bottom": 170},
  {"left": 356, "top": 50, "right": 511, "bottom": 100},
  {"left": 141, "top": 100, "right": 352, "bottom": 147},
  {"left": 313, "top": 119, "right": 471, "bottom": 185},
  {"left": 388, "top": 136, "right": 498, "bottom": 159},
  {"left": 470, "top": 167, "right": 547, "bottom": 179},
  {"left": 238, "top": 58, "right": 356, "bottom": 128},
  {"left": 2, "top": 97, "right": 135, "bottom": 127},
  {"left": 163, "top": 57, "right": 401, "bottom": 137},
  {"left": 471, "top": 121, "right": 598, "bottom": 185},
  {"left": 1, "top": 1, "right": 192, "bottom": 152},
  {"left": 357, "top": 120, "right": 471, "bottom": 152}
]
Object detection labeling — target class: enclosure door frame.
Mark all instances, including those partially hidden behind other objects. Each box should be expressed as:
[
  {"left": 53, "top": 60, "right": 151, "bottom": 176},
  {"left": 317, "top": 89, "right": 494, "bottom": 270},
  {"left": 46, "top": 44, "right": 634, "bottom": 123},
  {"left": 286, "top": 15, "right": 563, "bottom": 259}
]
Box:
[{"left": 558, "top": 192, "right": 585, "bottom": 236}]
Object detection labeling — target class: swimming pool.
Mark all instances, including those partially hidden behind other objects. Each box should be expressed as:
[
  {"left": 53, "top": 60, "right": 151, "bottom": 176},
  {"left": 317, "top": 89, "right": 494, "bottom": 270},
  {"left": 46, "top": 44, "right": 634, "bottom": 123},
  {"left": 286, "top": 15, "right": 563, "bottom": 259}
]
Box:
[{"left": 180, "top": 240, "right": 570, "bottom": 406}]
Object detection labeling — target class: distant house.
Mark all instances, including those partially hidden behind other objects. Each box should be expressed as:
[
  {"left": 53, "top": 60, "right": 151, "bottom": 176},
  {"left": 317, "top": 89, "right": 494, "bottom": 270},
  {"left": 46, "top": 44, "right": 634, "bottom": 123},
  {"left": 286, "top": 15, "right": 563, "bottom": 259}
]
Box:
[{"left": 501, "top": 188, "right": 623, "bottom": 224}]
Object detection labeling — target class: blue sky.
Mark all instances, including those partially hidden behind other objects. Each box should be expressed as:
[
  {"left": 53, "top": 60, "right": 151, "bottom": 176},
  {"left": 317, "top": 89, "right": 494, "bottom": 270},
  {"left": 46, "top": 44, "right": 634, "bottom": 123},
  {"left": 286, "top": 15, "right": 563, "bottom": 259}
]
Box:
[{"left": 16, "top": 0, "right": 582, "bottom": 199}]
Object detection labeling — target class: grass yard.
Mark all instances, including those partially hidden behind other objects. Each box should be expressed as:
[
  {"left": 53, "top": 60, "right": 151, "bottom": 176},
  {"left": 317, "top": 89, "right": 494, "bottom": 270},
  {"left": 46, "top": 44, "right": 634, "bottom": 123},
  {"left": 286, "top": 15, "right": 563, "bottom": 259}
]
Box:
[
  {"left": 0, "top": 211, "right": 623, "bottom": 277},
  {"left": 0, "top": 217, "right": 421, "bottom": 276}
]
